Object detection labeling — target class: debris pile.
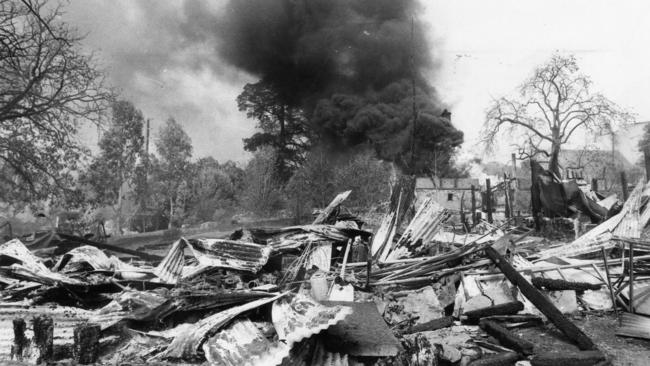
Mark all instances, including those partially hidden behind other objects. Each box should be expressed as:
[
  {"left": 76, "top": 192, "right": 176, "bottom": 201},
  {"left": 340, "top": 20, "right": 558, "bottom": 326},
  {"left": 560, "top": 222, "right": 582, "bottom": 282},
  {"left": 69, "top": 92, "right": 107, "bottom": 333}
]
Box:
[{"left": 1, "top": 179, "right": 650, "bottom": 365}]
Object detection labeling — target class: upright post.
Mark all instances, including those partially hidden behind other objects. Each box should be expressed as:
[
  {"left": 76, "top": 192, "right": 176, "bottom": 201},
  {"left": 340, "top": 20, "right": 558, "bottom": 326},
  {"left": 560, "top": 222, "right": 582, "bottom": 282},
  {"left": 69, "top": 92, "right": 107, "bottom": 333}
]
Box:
[
  {"left": 620, "top": 171, "right": 629, "bottom": 201},
  {"left": 503, "top": 173, "right": 511, "bottom": 220},
  {"left": 486, "top": 179, "right": 493, "bottom": 224},
  {"left": 33, "top": 315, "right": 53, "bottom": 364},
  {"left": 471, "top": 185, "right": 477, "bottom": 227},
  {"left": 644, "top": 148, "right": 650, "bottom": 183},
  {"left": 591, "top": 178, "right": 598, "bottom": 193}
]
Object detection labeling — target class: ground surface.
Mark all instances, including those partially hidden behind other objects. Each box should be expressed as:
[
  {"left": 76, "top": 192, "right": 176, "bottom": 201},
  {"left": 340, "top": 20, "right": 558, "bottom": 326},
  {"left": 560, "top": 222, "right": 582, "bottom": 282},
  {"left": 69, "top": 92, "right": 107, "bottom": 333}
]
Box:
[{"left": 517, "top": 311, "right": 650, "bottom": 366}]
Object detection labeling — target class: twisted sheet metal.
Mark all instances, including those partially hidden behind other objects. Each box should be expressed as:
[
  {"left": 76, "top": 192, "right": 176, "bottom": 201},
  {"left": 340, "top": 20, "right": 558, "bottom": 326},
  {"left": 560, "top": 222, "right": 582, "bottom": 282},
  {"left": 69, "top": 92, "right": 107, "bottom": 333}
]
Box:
[
  {"left": 153, "top": 238, "right": 187, "bottom": 284},
  {"left": 188, "top": 238, "right": 272, "bottom": 273},
  {"left": 202, "top": 319, "right": 290, "bottom": 366}
]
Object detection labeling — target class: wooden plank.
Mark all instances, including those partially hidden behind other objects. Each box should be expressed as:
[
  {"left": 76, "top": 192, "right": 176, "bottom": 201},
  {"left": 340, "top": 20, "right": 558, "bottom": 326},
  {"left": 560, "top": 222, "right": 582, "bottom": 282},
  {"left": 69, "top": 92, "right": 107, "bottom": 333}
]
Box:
[
  {"left": 530, "top": 350, "right": 606, "bottom": 366},
  {"left": 479, "top": 319, "right": 534, "bottom": 355},
  {"left": 313, "top": 191, "right": 351, "bottom": 224},
  {"left": 323, "top": 301, "right": 401, "bottom": 356},
  {"left": 485, "top": 246, "right": 597, "bottom": 350}
]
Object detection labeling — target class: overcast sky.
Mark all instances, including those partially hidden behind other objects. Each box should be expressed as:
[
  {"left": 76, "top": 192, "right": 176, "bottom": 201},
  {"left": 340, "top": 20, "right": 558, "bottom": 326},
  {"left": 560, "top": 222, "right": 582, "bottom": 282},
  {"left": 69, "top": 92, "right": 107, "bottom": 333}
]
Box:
[{"left": 64, "top": 0, "right": 650, "bottom": 165}]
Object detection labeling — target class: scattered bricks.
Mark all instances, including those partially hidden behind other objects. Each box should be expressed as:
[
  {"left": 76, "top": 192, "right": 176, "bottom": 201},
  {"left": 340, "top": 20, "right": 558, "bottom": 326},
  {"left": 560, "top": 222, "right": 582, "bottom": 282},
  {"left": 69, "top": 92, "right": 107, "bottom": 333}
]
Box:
[
  {"left": 32, "top": 314, "right": 54, "bottom": 364},
  {"left": 479, "top": 320, "right": 534, "bottom": 356},
  {"left": 531, "top": 277, "right": 602, "bottom": 292},
  {"left": 485, "top": 246, "right": 597, "bottom": 351},
  {"left": 73, "top": 323, "right": 101, "bottom": 364},
  {"left": 468, "top": 351, "right": 519, "bottom": 366},
  {"left": 403, "top": 315, "right": 454, "bottom": 334},
  {"left": 530, "top": 350, "right": 606, "bottom": 366},
  {"left": 11, "top": 318, "right": 28, "bottom": 361},
  {"left": 463, "top": 301, "right": 524, "bottom": 324}
]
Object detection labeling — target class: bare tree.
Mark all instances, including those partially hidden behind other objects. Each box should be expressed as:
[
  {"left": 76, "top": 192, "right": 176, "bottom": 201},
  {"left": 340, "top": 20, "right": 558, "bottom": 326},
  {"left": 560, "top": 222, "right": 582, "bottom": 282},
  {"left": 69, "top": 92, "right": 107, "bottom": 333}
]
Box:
[
  {"left": 483, "top": 54, "right": 631, "bottom": 177},
  {"left": 0, "top": 0, "right": 111, "bottom": 204}
]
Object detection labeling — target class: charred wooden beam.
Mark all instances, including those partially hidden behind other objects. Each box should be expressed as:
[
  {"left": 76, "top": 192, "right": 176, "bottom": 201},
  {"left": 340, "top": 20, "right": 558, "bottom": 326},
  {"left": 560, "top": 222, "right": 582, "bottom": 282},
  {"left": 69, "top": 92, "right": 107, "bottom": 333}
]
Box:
[
  {"left": 33, "top": 315, "right": 54, "bottom": 364},
  {"left": 530, "top": 350, "right": 606, "bottom": 366},
  {"left": 479, "top": 319, "right": 534, "bottom": 356},
  {"left": 485, "top": 246, "right": 597, "bottom": 350},
  {"left": 403, "top": 316, "right": 454, "bottom": 334},
  {"left": 74, "top": 323, "right": 101, "bottom": 364},
  {"left": 11, "top": 318, "right": 28, "bottom": 361},
  {"left": 468, "top": 352, "right": 519, "bottom": 366},
  {"left": 463, "top": 301, "right": 524, "bottom": 324},
  {"left": 531, "top": 277, "right": 602, "bottom": 292},
  {"left": 481, "top": 314, "right": 542, "bottom": 323}
]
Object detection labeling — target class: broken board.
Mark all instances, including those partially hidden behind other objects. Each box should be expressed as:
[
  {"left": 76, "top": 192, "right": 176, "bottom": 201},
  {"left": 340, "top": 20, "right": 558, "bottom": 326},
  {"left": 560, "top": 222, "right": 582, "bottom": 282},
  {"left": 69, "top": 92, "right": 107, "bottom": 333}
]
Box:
[{"left": 322, "top": 301, "right": 401, "bottom": 356}]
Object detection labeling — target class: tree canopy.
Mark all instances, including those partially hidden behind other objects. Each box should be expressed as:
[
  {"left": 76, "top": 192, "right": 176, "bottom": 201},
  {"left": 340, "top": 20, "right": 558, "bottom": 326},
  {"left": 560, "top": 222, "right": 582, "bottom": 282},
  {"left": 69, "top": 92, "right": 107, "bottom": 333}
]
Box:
[
  {"left": 237, "top": 81, "right": 310, "bottom": 180},
  {"left": 0, "top": 0, "right": 111, "bottom": 204},
  {"left": 153, "top": 118, "right": 192, "bottom": 228},
  {"left": 483, "top": 54, "right": 632, "bottom": 177}
]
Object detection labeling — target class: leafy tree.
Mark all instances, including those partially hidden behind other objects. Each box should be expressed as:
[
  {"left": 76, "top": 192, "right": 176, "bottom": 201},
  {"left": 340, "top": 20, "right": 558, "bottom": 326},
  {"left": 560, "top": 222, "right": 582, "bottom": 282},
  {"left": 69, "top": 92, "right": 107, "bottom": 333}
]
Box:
[
  {"left": 81, "top": 100, "right": 145, "bottom": 233},
  {"left": 153, "top": 118, "right": 192, "bottom": 228},
  {"left": 0, "top": 0, "right": 111, "bottom": 204},
  {"left": 186, "top": 157, "right": 244, "bottom": 223},
  {"left": 483, "top": 54, "right": 632, "bottom": 177},
  {"left": 285, "top": 146, "right": 392, "bottom": 219},
  {"left": 239, "top": 147, "right": 284, "bottom": 217},
  {"left": 237, "top": 81, "right": 310, "bottom": 180}
]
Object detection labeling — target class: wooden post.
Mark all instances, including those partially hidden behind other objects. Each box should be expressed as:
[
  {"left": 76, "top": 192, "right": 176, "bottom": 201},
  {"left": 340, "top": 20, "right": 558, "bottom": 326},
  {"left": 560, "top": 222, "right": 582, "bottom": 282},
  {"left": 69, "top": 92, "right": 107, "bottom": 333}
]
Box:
[
  {"left": 591, "top": 178, "right": 598, "bottom": 193},
  {"left": 629, "top": 242, "right": 635, "bottom": 314},
  {"left": 486, "top": 179, "right": 493, "bottom": 224},
  {"left": 621, "top": 171, "right": 629, "bottom": 201},
  {"left": 471, "top": 185, "right": 477, "bottom": 227},
  {"left": 530, "top": 159, "right": 541, "bottom": 231},
  {"left": 485, "top": 246, "right": 597, "bottom": 350},
  {"left": 503, "top": 173, "right": 511, "bottom": 220},
  {"left": 74, "top": 323, "right": 101, "bottom": 364},
  {"left": 644, "top": 148, "right": 650, "bottom": 183},
  {"left": 11, "top": 318, "right": 28, "bottom": 361},
  {"left": 33, "top": 315, "right": 53, "bottom": 364}
]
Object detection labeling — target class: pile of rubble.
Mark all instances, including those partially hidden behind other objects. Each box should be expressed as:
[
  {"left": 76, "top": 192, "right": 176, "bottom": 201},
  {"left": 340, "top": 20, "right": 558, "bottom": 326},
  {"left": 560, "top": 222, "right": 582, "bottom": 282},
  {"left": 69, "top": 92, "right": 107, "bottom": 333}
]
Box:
[{"left": 1, "top": 180, "right": 650, "bottom": 366}]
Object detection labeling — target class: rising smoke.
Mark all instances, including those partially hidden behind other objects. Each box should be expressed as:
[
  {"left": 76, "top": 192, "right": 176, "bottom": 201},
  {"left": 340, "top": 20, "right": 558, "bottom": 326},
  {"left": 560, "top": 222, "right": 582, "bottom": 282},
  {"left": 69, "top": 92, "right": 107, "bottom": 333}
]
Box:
[{"left": 217, "top": 0, "right": 463, "bottom": 173}]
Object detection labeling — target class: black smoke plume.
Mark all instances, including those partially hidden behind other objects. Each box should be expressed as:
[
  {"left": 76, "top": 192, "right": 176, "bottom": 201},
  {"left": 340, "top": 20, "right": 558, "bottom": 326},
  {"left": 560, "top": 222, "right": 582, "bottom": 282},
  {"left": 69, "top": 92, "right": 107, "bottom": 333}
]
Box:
[{"left": 218, "top": 0, "right": 463, "bottom": 174}]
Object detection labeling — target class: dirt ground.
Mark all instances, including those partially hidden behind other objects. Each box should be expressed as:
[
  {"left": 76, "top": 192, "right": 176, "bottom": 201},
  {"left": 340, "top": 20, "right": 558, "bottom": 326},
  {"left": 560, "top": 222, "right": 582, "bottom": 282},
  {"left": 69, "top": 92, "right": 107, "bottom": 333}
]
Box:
[{"left": 516, "top": 311, "right": 650, "bottom": 366}]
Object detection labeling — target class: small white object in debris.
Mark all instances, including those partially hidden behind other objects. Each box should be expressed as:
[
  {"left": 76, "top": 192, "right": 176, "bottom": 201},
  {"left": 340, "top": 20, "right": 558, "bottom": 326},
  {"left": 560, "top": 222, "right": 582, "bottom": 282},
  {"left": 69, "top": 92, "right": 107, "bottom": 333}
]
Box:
[
  {"left": 439, "top": 344, "right": 462, "bottom": 363},
  {"left": 547, "top": 290, "right": 579, "bottom": 314}
]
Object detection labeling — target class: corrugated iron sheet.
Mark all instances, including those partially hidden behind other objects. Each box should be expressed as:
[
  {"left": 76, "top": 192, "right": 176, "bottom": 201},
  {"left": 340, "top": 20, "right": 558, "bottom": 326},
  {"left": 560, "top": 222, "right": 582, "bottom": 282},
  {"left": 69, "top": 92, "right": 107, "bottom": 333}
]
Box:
[
  {"left": 188, "top": 238, "right": 272, "bottom": 273},
  {"left": 0, "top": 239, "right": 83, "bottom": 285},
  {"left": 616, "top": 312, "right": 650, "bottom": 340},
  {"left": 613, "top": 180, "right": 645, "bottom": 238},
  {"left": 153, "top": 239, "right": 186, "bottom": 284},
  {"left": 272, "top": 293, "right": 351, "bottom": 345},
  {"left": 536, "top": 232, "right": 615, "bottom": 260},
  {"left": 0, "top": 303, "right": 91, "bottom": 360},
  {"left": 310, "top": 341, "right": 349, "bottom": 366},
  {"left": 202, "top": 319, "right": 290, "bottom": 366},
  {"left": 158, "top": 292, "right": 285, "bottom": 360}
]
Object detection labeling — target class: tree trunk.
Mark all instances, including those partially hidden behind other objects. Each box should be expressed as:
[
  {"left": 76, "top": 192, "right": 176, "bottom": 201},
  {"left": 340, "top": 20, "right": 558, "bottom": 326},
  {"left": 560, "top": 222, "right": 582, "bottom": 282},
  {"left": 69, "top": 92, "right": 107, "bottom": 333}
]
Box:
[
  {"left": 168, "top": 196, "right": 174, "bottom": 229},
  {"left": 115, "top": 181, "right": 123, "bottom": 235},
  {"left": 548, "top": 143, "right": 562, "bottom": 178}
]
